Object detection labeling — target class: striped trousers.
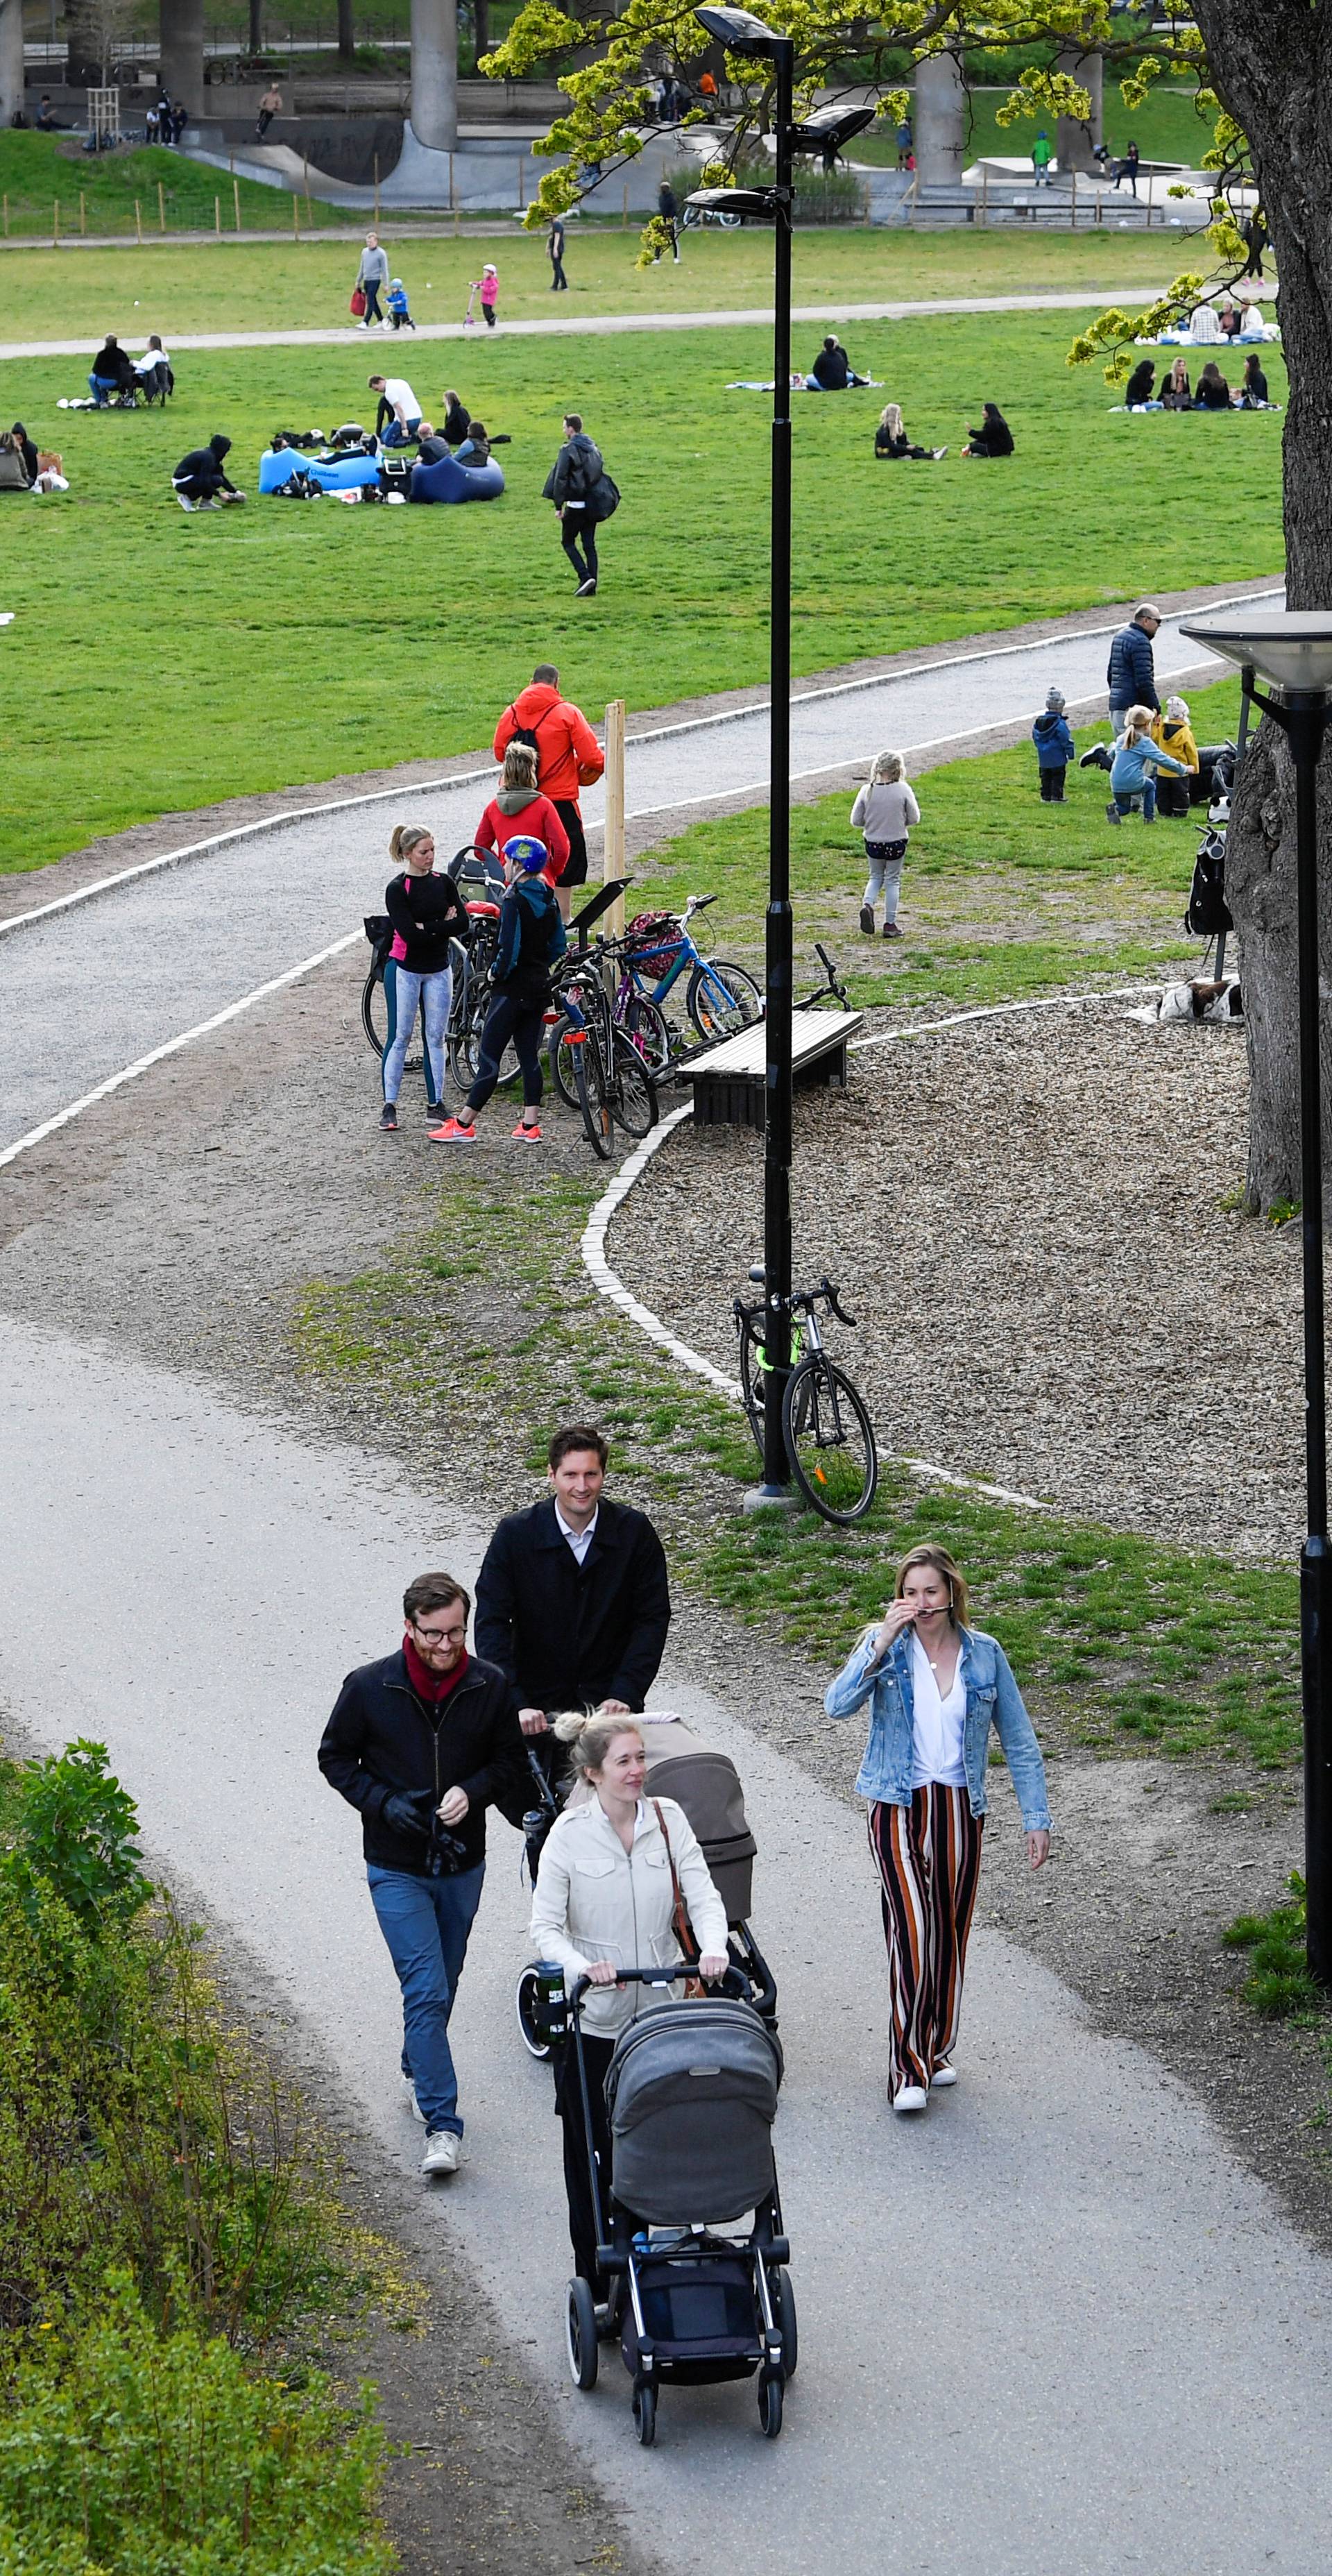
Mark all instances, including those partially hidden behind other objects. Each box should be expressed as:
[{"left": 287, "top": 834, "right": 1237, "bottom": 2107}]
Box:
[{"left": 868, "top": 1785, "right": 984, "bottom": 2095}]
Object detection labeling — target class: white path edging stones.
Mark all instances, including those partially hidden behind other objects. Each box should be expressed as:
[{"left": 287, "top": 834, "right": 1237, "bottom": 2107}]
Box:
[{"left": 579, "top": 987, "right": 1179, "bottom": 1515}]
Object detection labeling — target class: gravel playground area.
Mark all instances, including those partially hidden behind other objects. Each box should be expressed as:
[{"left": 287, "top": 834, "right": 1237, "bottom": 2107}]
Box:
[{"left": 608, "top": 997, "right": 1304, "bottom": 1566}]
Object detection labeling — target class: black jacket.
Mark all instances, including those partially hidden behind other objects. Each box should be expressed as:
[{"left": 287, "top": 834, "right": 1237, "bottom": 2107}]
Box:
[
  {"left": 384, "top": 866, "right": 469, "bottom": 973},
  {"left": 442, "top": 396, "right": 470, "bottom": 445},
  {"left": 1106, "top": 620, "right": 1158, "bottom": 710},
  {"left": 318, "top": 1647, "right": 527, "bottom": 1874},
  {"left": 92, "top": 339, "right": 133, "bottom": 387},
  {"left": 475, "top": 1497, "right": 671, "bottom": 1715},
  {"left": 174, "top": 437, "right": 235, "bottom": 489},
  {"left": 1125, "top": 360, "right": 1155, "bottom": 405},
  {"left": 545, "top": 432, "right": 603, "bottom": 509},
  {"left": 812, "top": 344, "right": 850, "bottom": 390}
]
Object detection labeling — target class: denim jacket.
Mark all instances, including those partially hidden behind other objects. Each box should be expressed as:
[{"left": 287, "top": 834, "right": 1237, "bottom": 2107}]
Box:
[{"left": 824, "top": 1623, "right": 1052, "bottom": 1830}]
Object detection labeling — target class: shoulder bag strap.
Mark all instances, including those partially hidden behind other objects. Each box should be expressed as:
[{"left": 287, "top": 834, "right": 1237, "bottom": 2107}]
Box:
[{"left": 650, "top": 1798, "right": 699, "bottom": 1962}]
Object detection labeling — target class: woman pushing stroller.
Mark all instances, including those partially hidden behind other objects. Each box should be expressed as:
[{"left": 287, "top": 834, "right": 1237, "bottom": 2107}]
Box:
[{"left": 530, "top": 1707, "right": 729, "bottom": 2291}]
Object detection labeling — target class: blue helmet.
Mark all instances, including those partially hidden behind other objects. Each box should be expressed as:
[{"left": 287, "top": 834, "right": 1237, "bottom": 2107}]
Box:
[{"left": 502, "top": 834, "right": 549, "bottom": 873}]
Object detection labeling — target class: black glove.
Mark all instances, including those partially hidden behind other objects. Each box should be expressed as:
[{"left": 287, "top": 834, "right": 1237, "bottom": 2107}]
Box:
[{"left": 382, "top": 1788, "right": 436, "bottom": 1838}]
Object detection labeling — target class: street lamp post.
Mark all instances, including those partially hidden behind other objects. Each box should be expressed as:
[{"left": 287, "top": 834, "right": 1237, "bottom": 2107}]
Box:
[
  {"left": 1182, "top": 611, "right": 1332, "bottom": 1982},
  {"left": 690, "top": 8, "right": 871, "bottom": 1501}
]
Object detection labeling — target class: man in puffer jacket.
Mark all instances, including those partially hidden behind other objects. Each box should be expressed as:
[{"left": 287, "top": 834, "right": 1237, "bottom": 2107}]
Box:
[
  {"left": 1031, "top": 688, "right": 1075, "bottom": 802},
  {"left": 1106, "top": 604, "right": 1161, "bottom": 728}
]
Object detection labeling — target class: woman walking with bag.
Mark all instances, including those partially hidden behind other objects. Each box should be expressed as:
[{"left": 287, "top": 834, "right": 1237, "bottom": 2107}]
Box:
[
  {"left": 379, "top": 824, "right": 469, "bottom": 1133},
  {"left": 825, "top": 1543, "right": 1050, "bottom": 2115},
  {"left": 530, "top": 1708, "right": 729, "bottom": 2289}
]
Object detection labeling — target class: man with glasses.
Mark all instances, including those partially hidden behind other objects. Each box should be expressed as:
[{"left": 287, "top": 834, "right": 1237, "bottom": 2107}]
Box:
[{"left": 318, "top": 1571, "right": 527, "bottom": 2176}]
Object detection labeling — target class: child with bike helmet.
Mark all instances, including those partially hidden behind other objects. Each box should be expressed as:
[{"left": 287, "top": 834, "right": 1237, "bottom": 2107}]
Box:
[{"left": 430, "top": 837, "right": 566, "bottom": 1148}]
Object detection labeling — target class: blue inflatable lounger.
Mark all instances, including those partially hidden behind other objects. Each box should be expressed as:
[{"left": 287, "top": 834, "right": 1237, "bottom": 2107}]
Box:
[
  {"left": 410, "top": 452, "right": 505, "bottom": 504},
  {"left": 257, "top": 447, "right": 382, "bottom": 493}
]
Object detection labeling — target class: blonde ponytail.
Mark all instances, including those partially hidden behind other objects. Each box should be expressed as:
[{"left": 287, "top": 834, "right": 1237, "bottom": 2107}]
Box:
[
  {"left": 553, "top": 1705, "right": 645, "bottom": 1779},
  {"left": 390, "top": 822, "right": 432, "bottom": 865}
]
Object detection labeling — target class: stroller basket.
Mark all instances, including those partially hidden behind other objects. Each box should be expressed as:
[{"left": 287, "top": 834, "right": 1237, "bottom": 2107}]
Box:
[
  {"left": 626, "top": 2251, "right": 762, "bottom": 2384},
  {"left": 606, "top": 1997, "right": 783, "bottom": 2226}
]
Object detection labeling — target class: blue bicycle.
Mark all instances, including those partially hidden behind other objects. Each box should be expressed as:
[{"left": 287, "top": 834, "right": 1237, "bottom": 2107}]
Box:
[{"left": 615, "top": 894, "right": 762, "bottom": 1049}]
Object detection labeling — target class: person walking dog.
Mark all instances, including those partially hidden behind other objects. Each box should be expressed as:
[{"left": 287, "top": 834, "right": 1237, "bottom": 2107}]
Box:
[
  {"left": 475, "top": 1422, "right": 672, "bottom": 1775},
  {"left": 318, "top": 1571, "right": 527, "bottom": 2176},
  {"left": 825, "top": 1543, "right": 1050, "bottom": 2115},
  {"left": 530, "top": 1707, "right": 728, "bottom": 2289}
]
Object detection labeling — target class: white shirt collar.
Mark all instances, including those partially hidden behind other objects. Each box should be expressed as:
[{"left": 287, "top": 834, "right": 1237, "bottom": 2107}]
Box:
[{"left": 554, "top": 1501, "right": 599, "bottom": 1553}]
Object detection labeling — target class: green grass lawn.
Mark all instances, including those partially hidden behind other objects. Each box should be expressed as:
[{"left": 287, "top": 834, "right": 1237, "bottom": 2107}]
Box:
[
  {"left": 0, "top": 130, "right": 338, "bottom": 242},
  {"left": 638, "top": 676, "right": 1247, "bottom": 1008},
  {"left": 1, "top": 219, "right": 1191, "bottom": 339},
  {"left": 852, "top": 80, "right": 1224, "bottom": 171},
  {"left": 0, "top": 314, "right": 1283, "bottom": 874}
]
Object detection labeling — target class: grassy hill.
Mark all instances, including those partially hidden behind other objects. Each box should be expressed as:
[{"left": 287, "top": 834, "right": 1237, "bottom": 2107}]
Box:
[{"left": 0, "top": 130, "right": 359, "bottom": 239}]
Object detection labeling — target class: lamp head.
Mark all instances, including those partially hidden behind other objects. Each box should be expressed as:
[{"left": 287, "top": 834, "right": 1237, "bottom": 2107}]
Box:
[
  {"left": 694, "top": 3, "right": 783, "bottom": 54},
  {"left": 685, "top": 183, "right": 776, "bottom": 219},
  {"left": 1179, "top": 611, "right": 1332, "bottom": 700},
  {"left": 787, "top": 103, "right": 876, "bottom": 154}
]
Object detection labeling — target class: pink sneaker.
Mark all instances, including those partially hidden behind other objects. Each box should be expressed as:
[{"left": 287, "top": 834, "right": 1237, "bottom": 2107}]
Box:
[
  {"left": 511, "top": 1121, "right": 543, "bottom": 1143},
  {"left": 427, "top": 1117, "right": 477, "bottom": 1144}
]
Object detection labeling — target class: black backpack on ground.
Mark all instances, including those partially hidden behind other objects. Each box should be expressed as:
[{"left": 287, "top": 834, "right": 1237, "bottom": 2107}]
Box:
[{"left": 1185, "top": 836, "right": 1231, "bottom": 938}]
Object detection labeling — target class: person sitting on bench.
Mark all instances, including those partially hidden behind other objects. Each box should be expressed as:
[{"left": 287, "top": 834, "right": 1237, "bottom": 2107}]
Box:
[
  {"left": 171, "top": 433, "right": 244, "bottom": 511},
  {"left": 806, "top": 334, "right": 866, "bottom": 391},
  {"left": 88, "top": 335, "right": 134, "bottom": 406}
]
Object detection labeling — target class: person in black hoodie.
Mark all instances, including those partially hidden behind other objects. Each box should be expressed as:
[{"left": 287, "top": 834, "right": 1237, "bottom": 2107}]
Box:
[
  {"left": 11, "top": 423, "right": 39, "bottom": 484},
  {"left": 544, "top": 412, "right": 610, "bottom": 598},
  {"left": 379, "top": 822, "right": 470, "bottom": 1133},
  {"left": 429, "top": 834, "right": 566, "bottom": 1144},
  {"left": 962, "top": 402, "right": 1014, "bottom": 457},
  {"left": 88, "top": 334, "right": 133, "bottom": 405},
  {"left": 475, "top": 1421, "right": 671, "bottom": 1772},
  {"left": 1124, "top": 357, "right": 1156, "bottom": 407},
  {"left": 171, "top": 432, "right": 244, "bottom": 510},
  {"left": 318, "top": 1568, "right": 527, "bottom": 2176}
]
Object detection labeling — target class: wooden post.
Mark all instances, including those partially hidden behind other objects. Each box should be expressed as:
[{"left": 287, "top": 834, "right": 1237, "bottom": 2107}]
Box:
[
  {"left": 215, "top": 194, "right": 221, "bottom": 235},
  {"left": 603, "top": 699, "right": 626, "bottom": 939},
  {"left": 234, "top": 176, "right": 242, "bottom": 232},
  {"left": 518, "top": 157, "right": 524, "bottom": 207},
  {"left": 293, "top": 192, "right": 300, "bottom": 239},
  {"left": 53, "top": 198, "right": 59, "bottom": 244},
  {"left": 1, "top": 195, "right": 8, "bottom": 239},
  {"left": 980, "top": 162, "right": 988, "bottom": 227},
  {"left": 1070, "top": 167, "right": 1077, "bottom": 230},
  {"left": 79, "top": 191, "right": 86, "bottom": 234},
  {"left": 1145, "top": 186, "right": 1152, "bottom": 228},
  {"left": 909, "top": 170, "right": 919, "bottom": 228},
  {"left": 448, "top": 149, "right": 454, "bottom": 208},
  {"left": 373, "top": 152, "right": 380, "bottom": 223},
  {"left": 303, "top": 151, "right": 311, "bottom": 222},
  {"left": 157, "top": 178, "right": 166, "bottom": 232},
  {"left": 135, "top": 198, "right": 142, "bottom": 243},
  {"left": 622, "top": 181, "right": 629, "bottom": 228}
]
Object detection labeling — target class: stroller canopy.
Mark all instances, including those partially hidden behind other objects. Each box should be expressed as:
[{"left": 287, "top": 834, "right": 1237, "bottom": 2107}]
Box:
[
  {"left": 642, "top": 1719, "right": 758, "bottom": 1924},
  {"left": 606, "top": 1997, "right": 783, "bottom": 2226}
]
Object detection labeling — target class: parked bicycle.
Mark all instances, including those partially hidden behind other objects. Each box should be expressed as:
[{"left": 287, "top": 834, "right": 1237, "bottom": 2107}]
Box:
[
  {"left": 733, "top": 1270, "right": 878, "bottom": 1523},
  {"left": 613, "top": 896, "right": 762, "bottom": 1049},
  {"left": 548, "top": 946, "right": 658, "bottom": 1159}
]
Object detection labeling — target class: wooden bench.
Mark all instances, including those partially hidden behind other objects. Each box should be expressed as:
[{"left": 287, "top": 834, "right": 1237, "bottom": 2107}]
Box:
[{"left": 677, "top": 1007, "right": 864, "bottom": 1130}]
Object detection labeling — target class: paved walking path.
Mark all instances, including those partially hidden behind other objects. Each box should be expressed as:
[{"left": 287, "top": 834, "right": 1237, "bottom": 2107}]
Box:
[
  {"left": 0, "top": 1311, "right": 1328, "bottom": 2574},
  {"left": 0, "top": 285, "right": 1163, "bottom": 364},
  {"left": 0, "top": 586, "right": 1278, "bottom": 1164}
]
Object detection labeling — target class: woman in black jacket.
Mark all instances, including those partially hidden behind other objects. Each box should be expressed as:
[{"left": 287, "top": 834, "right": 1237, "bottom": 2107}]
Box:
[
  {"left": 1240, "top": 353, "right": 1270, "bottom": 407},
  {"left": 1124, "top": 357, "right": 1156, "bottom": 407},
  {"left": 379, "top": 822, "right": 470, "bottom": 1132},
  {"left": 962, "top": 402, "right": 1014, "bottom": 458},
  {"left": 1194, "top": 361, "right": 1232, "bottom": 411},
  {"left": 874, "top": 402, "right": 946, "bottom": 460}
]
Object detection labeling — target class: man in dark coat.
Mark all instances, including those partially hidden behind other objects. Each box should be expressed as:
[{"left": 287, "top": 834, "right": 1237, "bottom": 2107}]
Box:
[
  {"left": 475, "top": 1424, "right": 672, "bottom": 1766},
  {"left": 1105, "top": 602, "right": 1161, "bottom": 728},
  {"left": 318, "top": 1568, "right": 527, "bottom": 2176}
]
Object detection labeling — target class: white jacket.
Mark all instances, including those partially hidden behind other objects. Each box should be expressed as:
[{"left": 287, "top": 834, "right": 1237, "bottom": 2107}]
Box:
[
  {"left": 850, "top": 779, "right": 921, "bottom": 841},
  {"left": 530, "top": 1795, "right": 729, "bottom": 2035}
]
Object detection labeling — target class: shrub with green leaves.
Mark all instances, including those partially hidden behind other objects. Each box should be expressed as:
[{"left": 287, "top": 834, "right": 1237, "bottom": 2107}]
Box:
[{"left": 1, "top": 1739, "right": 152, "bottom": 1937}]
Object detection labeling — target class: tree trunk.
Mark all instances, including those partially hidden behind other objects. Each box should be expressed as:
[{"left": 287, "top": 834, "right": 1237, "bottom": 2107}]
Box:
[
  {"left": 337, "top": 0, "right": 355, "bottom": 61},
  {"left": 1189, "top": 0, "right": 1332, "bottom": 1212},
  {"left": 1054, "top": 43, "right": 1102, "bottom": 174},
  {"left": 65, "top": 2, "right": 103, "bottom": 85},
  {"left": 0, "top": 0, "right": 25, "bottom": 128}
]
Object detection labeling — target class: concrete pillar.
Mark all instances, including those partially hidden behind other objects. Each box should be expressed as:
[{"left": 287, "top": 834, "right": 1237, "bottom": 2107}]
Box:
[
  {"left": 159, "top": 0, "right": 205, "bottom": 115},
  {"left": 1056, "top": 44, "right": 1103, "bottom": 173},
  {"left": 914, "top": 51, "right": 966, "bottom": 187},
  {"left": 0, "top": 0, "right": 24, "bottom": 129},
  {"left": 410, "top": 0, "right": 457, "bottom": 153}
]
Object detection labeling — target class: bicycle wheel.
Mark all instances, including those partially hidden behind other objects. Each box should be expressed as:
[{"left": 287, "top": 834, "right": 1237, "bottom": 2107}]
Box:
[
  {"left": 547, "top": 1015, "right": 583, "bottom": 1112},
  {"left": 688, "top": 959, "right": 762, "bottom": 1041},
  {"left": 617, "top": 990, "right": 672, "bottom": 1071},
  {"left": 735, "top": 1313, "right": 767, "bottom": 1457},
  {"left": 573, "top": 1034, "right": 615, "bottom": 1160},
  {"left": 609, "top": 1031, "right": 658, "bottom": 1138},
  {"left": 782, "top": 1355, "right": 878, "bottom": 1525},
  {"left": 361, "top": 963, "right": 387, "bottom": 1056}
]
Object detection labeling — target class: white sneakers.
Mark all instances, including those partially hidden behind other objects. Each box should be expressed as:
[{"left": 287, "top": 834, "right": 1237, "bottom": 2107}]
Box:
[
  {"left": 401, "top": 2071, "right": 425, "bottom": 2124},
  {"left": 931, "top": 2062, "right": 958, "bottom": 2090},
  {"left": 891, "top": 2083, "right": 928, "bottom": 2115},
  {"left": 421, "top": 2129, "right": 461, "bottom": 2176}
]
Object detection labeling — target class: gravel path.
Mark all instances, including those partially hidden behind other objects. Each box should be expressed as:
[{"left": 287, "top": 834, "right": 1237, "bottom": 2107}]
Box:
[{"left": 607, "top": 999, "right": 1302, "bottom": 1563}]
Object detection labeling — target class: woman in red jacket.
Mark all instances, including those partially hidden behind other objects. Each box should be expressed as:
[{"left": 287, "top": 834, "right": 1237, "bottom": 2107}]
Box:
[{"left": 475, "top": 744, "right": 572, "bottom": 908}]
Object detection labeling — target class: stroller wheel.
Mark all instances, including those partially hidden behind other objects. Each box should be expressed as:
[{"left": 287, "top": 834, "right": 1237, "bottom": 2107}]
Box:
[
  {"left": 565, "top": 2278, "right": 599, "bottom": 2391},
  {"left": 515, "top": 1967, "right": 552, "bottom": 2060},
  {"left": 758, "top": 2371, "right": 784, "bottom": 2439},
  {"left": 633, "top": 2382, "right": 657, "bottom": 2446},
  {"left": 775, "top": 2269, "right": 798, "bottom": 2380}
]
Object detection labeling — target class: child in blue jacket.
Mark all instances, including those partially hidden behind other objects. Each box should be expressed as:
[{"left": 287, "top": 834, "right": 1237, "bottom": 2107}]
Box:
[
  {"left": 1031, "top": 688, "right": 1075, "bottom": 802},
  {"left": 1107, "top": 706, "right": 1190, "bottom": 824},
  {"left": 386, "top": 278, "right": 416, "bottom": 331}
]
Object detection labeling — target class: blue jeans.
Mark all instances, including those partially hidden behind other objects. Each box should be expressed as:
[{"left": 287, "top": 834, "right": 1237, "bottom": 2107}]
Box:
[
  {"left": 382, "top": 958, "right": 451, "bottom": 1105},
  {"left": 367, "top": 1861, "right": 485, "bottom": 2137},
  {"left": 381, "top": 415, "right": 420, "bottom": 448},
  {"left": 1113, "top": 781, "right": 1156, "bottom": 820},
  {"left": 88, "top": 373, "right": 119, "bottom": 405}
]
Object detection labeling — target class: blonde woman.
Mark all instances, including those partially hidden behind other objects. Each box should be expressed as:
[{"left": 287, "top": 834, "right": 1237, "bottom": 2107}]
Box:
[
  {"left": 531, "top": 1707, "right": 728, "bottom": 2286},
  {"left": 849, "top": 751, "right": 921, "bottom": 939},
  {"left": 1107, "top": 705, "right": 1190, "bottom": 825},
  {"left": 873, "top": 402, "right": 946, "bottom": 461},
  {"left": 826, "top": 1543, "right": 1050, "bottom": 2115},
  {"left": 379, "top": 824, "right": 469, "bottom": 1132}
]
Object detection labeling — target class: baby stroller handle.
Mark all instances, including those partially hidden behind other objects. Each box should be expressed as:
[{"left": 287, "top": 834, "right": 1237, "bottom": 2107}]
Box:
[{"left": 568, "top": 1964, "right": 746, "bottom": 2008}]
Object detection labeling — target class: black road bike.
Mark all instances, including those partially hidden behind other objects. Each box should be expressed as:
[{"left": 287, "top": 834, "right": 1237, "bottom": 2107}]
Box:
[{"left": 733, "top": 1271, "right": 878, "bottom": 1523}]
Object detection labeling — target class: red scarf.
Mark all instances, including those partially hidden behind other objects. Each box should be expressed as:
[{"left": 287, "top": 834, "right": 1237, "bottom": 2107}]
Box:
[{"left": 402, "top": 1634, "right": 469, "bottom": 1705}]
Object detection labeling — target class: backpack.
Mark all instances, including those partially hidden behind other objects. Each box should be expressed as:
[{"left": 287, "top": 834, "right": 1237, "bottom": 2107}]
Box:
[
  {"left": 505, "top": 703, "right": 555, "bottom": 758},
  {"left": 588, "top": 470, "right": 620, "bottom": 522},
  {"left": 1185, "top": 837, "right": 1231, "bottom": 938}
]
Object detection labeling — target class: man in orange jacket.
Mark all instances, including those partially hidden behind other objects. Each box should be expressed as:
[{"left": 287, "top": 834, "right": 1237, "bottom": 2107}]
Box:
[{"left": 493, "top": 666, "right": 604, "bottom": 911}]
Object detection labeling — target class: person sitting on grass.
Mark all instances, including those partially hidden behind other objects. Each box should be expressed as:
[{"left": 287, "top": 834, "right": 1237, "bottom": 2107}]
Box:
[
  {"left": 961, "top": 401, "right": 1014, "bottom": 457},
  {"left": 454, "top": 418, "right": 491, "bottom": 466},
  {"left": 171, "top": 433, "right": 244, "bottom": 512},
  {"left": 1161, "top": 355, "right": 1192, "bottom": 411},
  {"left": 0, "top": 431, "right": 31, "bottom": 491},
  {"left": 1240, "top": 351, "right": 1270, "bottom": 407},
  {"left": 414, "top": 421, "right": 450, "bottom": 464},
  {"left": 429, "top": 838, "right": 567, "bottom": 1149},
  {"left": 88, "top": 334, "right": 134, "bottom": 407},
  {"left": 1124, "top": 357, "right": 1156, "bottom": 407},
  {"left": 441, "top": 389, "right": 470, "bottom": 446},
  {"left": 1150, "top": 695, "right": 1199, "bottom": 817},
  {"left": 10, "top": 422, "right": 38, "bottom": 484},
  {"left": 874, "top": 402, "right": 946, "bottom": 460},
  {"left": 1105, "top": 706, "right": 1190, "bottom": 825},
  {"left": 807, "top": 334, "right": 867, "bottom": 391},
  {"left": 1194, "top": 359, "right": 1232, "bottom": 411}
]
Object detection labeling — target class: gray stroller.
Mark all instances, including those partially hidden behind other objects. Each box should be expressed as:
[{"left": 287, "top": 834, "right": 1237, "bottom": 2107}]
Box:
[{"left": 562, "top": 1969, "right": 793, "bottom": 2444}]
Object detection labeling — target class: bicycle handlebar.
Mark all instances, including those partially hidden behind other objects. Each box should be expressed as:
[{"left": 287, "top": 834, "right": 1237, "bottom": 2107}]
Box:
[
  {"left": 736, "top": 1270, "right": 857, "bottom": 1327},
  {"left": 819, "top": 1276, "right": 857, "bottom": 1327}
]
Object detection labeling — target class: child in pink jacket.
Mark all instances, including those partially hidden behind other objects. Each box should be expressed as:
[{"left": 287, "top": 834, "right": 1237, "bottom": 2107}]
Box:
[{"left": 478, "top": 264, "right": 498, "bottom": 328}]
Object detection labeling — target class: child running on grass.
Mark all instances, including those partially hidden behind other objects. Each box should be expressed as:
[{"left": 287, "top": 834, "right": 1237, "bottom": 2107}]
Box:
[{"left": 850, "top": 752, "right": 920, "bottom": 940}]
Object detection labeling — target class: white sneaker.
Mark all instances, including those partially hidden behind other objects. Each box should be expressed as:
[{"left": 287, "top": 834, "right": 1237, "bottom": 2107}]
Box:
[
  {"left": 891, "top": 2083, "right": 928, "bottom": 2114},
  {"left": 402, "top": 2071, "right": 425, "bottom": 2123},
  {"left": 176, "top": 492, "right": 195, "bottom": 510},
  {"left": 930, "top": 2062, "right": 958, "bottom": 2089},
  {"left": 421, "top": 2129, "right": 461, "bottom": 2176}
]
